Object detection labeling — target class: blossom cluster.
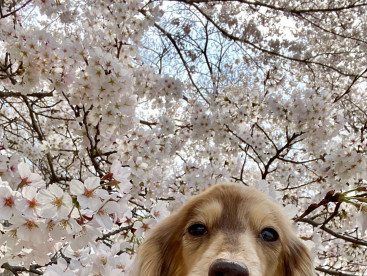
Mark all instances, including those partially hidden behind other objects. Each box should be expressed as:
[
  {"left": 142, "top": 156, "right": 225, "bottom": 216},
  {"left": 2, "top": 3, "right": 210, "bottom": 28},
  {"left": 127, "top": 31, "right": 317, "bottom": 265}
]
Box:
[
  {"left": 1, "top": 0, "right": 367, "bottom": 275},
  {"left": 0, "top": 152, "right": 174, "bottom": 275},
  {"left": 1, "top": 158, "right": 132, "bottom": 273}
]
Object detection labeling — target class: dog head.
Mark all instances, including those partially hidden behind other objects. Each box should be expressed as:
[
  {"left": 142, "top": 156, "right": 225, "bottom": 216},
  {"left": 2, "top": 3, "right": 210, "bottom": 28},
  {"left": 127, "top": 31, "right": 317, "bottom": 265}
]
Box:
[{"left": 132, "top": 183, "right": 314, "bottom": 276}]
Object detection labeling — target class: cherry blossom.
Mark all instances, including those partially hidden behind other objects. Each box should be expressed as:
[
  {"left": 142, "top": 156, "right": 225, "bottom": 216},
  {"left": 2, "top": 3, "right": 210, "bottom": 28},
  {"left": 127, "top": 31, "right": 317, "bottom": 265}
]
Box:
[
  {"left": 151, "top": 201, "right": 170, "bottom": 222},
  {"left": 9, "top": 216, "right": 46, "bottom": 243},
  {"left": 17, "top": 162, "right": 45, "bottom": 189},
  {"left": 43, "top": 259, "right": 75, "bottom": 276},
  {"left": 94, "top": 199, "right": 120, "bottom": 230},
  {"left": 110, "top": 160, "right": 132, "bottom": 192},
  {"left": 89, "top": 243, "right": 121, "bottom": 274},
  {"left": 16, "top": 186, "right": 42, "bottom": 218},
  {"left": 70, "top": 177, "right": 108, "bottom": 211},
  {"left": 0, "top": 184, "right": 21, "bottom": 220},
  {"left": 38, "top": 184, "right": 73, "bottom": 220}
]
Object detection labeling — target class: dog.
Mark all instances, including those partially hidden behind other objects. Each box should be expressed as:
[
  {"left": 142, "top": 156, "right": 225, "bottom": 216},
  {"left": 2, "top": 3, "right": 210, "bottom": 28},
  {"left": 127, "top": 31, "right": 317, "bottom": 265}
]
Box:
[{"left": 131, "top": 183, "right": 314, "bottom": 276}]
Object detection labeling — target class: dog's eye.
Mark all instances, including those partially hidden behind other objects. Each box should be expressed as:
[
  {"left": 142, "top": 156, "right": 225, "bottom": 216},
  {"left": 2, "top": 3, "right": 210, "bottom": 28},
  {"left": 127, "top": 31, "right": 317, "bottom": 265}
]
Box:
[
  {"left": 188, "top": 223, "right": 208, "bottom": 236},
  {"left": 260, "top": 227, "right": 279, "bottom": 242}
]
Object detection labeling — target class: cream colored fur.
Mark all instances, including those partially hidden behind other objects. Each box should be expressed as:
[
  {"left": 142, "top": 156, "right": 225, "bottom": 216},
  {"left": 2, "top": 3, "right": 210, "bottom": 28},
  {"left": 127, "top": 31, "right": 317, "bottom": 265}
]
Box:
[{"left": 131, "top": 183, "right": 315, "bottom": 276}]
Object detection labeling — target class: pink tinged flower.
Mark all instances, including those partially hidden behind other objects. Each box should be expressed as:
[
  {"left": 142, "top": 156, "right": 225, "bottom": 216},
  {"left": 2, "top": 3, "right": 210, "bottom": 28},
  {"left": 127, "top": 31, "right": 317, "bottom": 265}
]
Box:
[
  {"left": 115, "top": 253, "right": 133, "bottom": 273},
  {"left": 10, "top": 216, "right": 45, "bottom": 243},
  {"left": 109, "top": 160, "right": 132, "bottom": 195},
  {"left": 38, "top": 184, "right": 73, "bottom": 220},
  {"left": 16, "top": 186, "right": 42, "bottom": 218},
  {"left": 46, "top": 220, "right": 68, "bottom": 240},
  {"left": 133, "top": 218, "right": 156, "bottom": 238},
  {"left": 90, "top": 243, "right": 120, "bottom": 273},
  {"left": 0, "top": 185, "right": 20, "bottom": 220},
  {"left": 63, "top": 245, "right": 90, "bottom": 267},
  {"left": 69, "top": 224, "right": 102, "bottom": 251},
  {"left": 44, "top": 258, "right": 75, "bottom": 276},
  {"left": 0, "top": 229, "right": 18, "bottom": 255},
  {"left": 151, "top": 201, "right": 170, "bottom": 222},
  {"left": 116, "top": 200, "right": 132, "bottom": 220},
  {"left": 46, "top": 218, "right": 82, "bottom": 242},
  {"left": 95, "top": 200, "right": 120, "bottom": 229},
  {"left": 17, "top": 162, "right": 45, "bottom": 189},
  {"left": 110, "top": 160, "right": 131, "bottom": 182},
  {"left": 70, "top": 177, "right": 108, "bottom": 211},
  {"left": 59, "top": 218, "right": 82, "bottom": 235}
]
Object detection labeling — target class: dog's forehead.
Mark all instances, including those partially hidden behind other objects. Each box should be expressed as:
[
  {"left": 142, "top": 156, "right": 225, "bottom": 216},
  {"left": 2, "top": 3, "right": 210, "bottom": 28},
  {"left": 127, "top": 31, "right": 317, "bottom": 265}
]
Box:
[
  {"left": 188, "top": 184, "right": 282, "bottom": 231},
  {"left": 200, "top": 184, "right": 271, "bottom": 207}
]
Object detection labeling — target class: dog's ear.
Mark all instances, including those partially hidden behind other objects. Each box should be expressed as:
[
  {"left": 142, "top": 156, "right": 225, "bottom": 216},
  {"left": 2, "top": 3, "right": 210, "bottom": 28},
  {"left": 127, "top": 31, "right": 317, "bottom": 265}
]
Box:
[
  {"left": 131, "top": 212, "right": 186, "bottom": 276},
  {"left": 282, "top": 236, "right": 315, "bottom": 276}
]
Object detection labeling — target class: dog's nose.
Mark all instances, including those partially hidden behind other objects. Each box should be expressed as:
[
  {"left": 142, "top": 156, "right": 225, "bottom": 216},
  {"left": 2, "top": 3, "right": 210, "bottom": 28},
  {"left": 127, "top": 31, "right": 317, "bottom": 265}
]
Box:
[{"left": 208, "top": 259, "right": 249, "bottom": 276}]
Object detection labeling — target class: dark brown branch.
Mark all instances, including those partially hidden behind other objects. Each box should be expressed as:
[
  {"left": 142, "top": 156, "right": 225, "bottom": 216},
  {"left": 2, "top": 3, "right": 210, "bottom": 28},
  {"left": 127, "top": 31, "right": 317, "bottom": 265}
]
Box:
[
  {"left": 1, "top": 263, "right": 42, "bottom": 275},
  {"left": 334, "top": 67, "right": 367, "bottom": 103},
  {"left": 96, "top": 225, "right": 133, "bottom": 241},
  {"left": 187, "top": 2, "right": 362, "bottom": 78},
  {"left": 140, "top": 119, "right": 158, "bottom": 128},
  {"left": 295, "top": 190, "right": 341, "bottom": 222},
  {"left": 182, "top": 0, "right": 367, "bottom": 14},
  {"left": 316, "top": 266, "right": 358, "bottom": 276},
  {"left": 300, "top": 218, "right": 367, "bottom": 246},
  {"left": 0, "top": 91, "right": 54, "bottom": 98},
  {"left": 21, "top": 96, "right": 59, "bottom": 184},
  {"left": 140, "top": 9, "right": 210, "bottom": 105},
  {"left": 0, "top": 0, "right": 32, "bottom": 19},
  {"left": 262, "top": 131, "right": 304, "bottom": 179}
]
